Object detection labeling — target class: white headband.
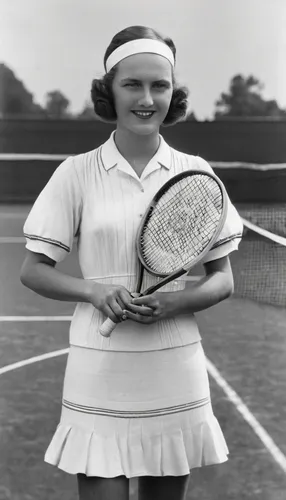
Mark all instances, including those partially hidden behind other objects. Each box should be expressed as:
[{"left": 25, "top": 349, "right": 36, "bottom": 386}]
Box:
[{"left": 105, "top": 39, "right": 175, "bottom": 73}]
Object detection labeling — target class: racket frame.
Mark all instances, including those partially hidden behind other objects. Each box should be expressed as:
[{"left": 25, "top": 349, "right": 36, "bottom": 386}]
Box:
[{"left": 134, "top": 170, "right": 228, "bottom": 296}]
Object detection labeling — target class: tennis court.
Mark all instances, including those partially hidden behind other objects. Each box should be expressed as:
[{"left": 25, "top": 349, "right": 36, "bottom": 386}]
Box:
[{"left": 0, "top": 201, "right": 286, "bottom": 500}]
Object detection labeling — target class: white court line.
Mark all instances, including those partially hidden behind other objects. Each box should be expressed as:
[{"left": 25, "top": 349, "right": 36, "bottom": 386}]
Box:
[
  {"left": 206, "top": 358, "right": 286, "bottom": 475},
  {"left": 0, "top": 316, "right": 72, "bottom": 322},
  {"left": 0, "top": 348, "right": 69, "bottom": 375},
  {"left": 0, "top": 153, "right": 68, "bottom": 161}
]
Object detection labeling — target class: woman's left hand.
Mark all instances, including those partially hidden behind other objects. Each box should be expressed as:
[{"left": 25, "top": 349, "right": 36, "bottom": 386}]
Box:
[{"left": 122, "top": 292, "right": 174, "bottom": 324}]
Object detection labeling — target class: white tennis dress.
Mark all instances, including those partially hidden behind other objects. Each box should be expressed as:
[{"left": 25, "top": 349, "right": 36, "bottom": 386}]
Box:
[{"left": 23, "top": 132, "right": 243, "bottom": 478}]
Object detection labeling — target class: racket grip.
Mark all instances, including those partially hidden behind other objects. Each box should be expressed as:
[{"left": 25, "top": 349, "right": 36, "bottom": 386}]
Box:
[
  {"left": 99, "top": 292, "right": 141, "bottom": 338},
  {"left": 99, "top": 318, "right": 117, "bottom": 338}
]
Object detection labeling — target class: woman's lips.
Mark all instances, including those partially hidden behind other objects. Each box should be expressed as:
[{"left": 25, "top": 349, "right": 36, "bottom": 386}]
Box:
[{"left": 131, "top": 111, "right": 156, "bottom": 119}]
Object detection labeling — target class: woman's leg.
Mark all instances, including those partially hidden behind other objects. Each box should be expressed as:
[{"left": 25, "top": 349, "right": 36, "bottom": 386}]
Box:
[
  {"left": 77, "top": 474, "right": 129, "bottom": 500},
  {"left": 138, "top": 474, "right": 190, "bottom": 500}
]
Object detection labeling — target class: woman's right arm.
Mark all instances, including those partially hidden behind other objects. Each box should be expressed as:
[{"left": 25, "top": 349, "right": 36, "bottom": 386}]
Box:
[
  {"left": 20, "top": 250, "right": 93, "bottom": 303},
  {"left": 20, "top": 250, "right": 136, "bottom": 323}
]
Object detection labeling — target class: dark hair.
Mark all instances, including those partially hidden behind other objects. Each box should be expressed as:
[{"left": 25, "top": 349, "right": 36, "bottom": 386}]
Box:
[{"left": 91, "top": 26, "right": 189, "bottom": 126}]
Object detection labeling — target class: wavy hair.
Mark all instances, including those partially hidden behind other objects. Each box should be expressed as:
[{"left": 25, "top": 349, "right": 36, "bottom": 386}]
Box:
[{"left": 91, "top": 26, "right": 189, "bottom": 126}]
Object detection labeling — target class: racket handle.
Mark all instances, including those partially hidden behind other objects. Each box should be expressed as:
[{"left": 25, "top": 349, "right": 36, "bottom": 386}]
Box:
[
  {"left": 99, "top": 318, "right": 117, "bottom": 338},
  {"left": 99, "top": 292, "right": 141, "bottom": 338}
]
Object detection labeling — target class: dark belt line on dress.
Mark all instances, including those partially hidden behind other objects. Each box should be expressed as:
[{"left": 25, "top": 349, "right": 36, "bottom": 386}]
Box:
[{"left": 62, "top": 396, "right": 210, "bottom": 418}]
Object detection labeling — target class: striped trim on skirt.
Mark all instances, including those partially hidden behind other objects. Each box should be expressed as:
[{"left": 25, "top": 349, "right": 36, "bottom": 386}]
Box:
[{"left": 44, "top": 342, "right": 228, "bottom": 478}]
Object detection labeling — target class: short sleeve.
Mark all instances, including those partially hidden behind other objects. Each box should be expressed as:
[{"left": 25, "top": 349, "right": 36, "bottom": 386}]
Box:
[
  {"left": 23, "top": 156, "right": 82, "bottom": 262},
  {"left": 195, "top": 156, "right": 243, "bottom": 263}
]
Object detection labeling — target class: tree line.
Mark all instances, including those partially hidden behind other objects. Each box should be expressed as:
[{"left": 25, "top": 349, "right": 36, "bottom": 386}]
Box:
[{"left": 0, "top": 63, "right": 285, "bottom": 120}]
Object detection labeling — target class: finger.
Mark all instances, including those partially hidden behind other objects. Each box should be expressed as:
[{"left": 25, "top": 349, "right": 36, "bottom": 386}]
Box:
[
  {"left": 131, "top": 296, "right": 158, "bottom": 308},
  {"left": 123, "top": 310, "right": 153, "bottom": 324},
  {"left": 103, "top": 305, "right": 122, "bottom": 324},
  {"left": 126, "top": 304, "right": 154, "bottom": 316},
  {"left": 131, "top": 296, "right": 160, "bottom": 311},
  {"left": 118, "top": 289, "right": 134, "bottom": 308},
  {"left": 117, "top": 294, "right": 134, "bottom": 312},
  {"left": 117, "top": 296, "right": 127, "bottom": 311},
  {"left": 106, "top": 300, "right": 126, "bottom": 323}
]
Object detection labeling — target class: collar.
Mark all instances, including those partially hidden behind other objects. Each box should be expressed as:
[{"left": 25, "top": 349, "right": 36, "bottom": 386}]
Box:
[{"left": 100, "top": 131, "right": 172, "bottom": 172}]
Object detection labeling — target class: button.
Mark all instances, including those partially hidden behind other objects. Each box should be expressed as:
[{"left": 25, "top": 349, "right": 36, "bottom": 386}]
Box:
[
  {"left": 139, "top": 213, "right": 143, "bottom": 217},
  {"left": 141, "top": 187, "right": 144, "bottom": 192}
]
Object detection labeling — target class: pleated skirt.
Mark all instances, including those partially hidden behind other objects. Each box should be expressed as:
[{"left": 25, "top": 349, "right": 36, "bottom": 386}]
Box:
[{"left": 44, "top": 341, "right": 228, "bottom": 478}]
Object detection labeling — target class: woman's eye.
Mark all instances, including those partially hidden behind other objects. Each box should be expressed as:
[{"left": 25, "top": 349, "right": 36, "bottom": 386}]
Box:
[
  {"left": 154, "top": 83, "right": 167, "bottom": 89},
  {"left": 125, "top": 82, "right": 139, "bottom": 87}
]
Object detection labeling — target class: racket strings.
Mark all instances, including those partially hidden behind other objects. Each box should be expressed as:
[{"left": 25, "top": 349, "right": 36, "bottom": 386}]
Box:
[{"left": 140, "top": 175, "right": 223, "bottom": 274}]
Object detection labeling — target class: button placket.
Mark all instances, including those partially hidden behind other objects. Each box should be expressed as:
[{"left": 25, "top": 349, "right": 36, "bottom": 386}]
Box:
[{"left": 138, "top": 183, "right": 145, "bottom": 217}]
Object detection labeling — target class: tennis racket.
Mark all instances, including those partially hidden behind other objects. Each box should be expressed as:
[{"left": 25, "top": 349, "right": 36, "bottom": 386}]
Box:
[{"left": 99, "top": 170, "right": 227, "bottom": 338}]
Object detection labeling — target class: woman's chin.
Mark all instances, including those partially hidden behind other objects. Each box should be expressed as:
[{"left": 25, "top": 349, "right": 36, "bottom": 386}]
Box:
[{"left": 128, "top": 121, "right": 160, "bottom": 136}]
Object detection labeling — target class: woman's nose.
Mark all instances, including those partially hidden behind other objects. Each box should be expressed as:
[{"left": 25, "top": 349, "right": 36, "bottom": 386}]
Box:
[{"left": 138, "top": 88, "right": 154, "bottom": 107}]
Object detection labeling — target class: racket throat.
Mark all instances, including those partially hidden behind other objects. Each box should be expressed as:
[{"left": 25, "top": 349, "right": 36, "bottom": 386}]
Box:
[
  {"left": 143, "top": 268, "right": 188, "bottom": 295},
  {"left": 135, "top": 263, "right": 144, "bottom": 295}
]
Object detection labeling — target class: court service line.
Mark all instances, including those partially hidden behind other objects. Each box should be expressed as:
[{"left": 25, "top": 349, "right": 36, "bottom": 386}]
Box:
[
  {"left": 0, "top": 348, "right": 69, "bottom": 375},
  {"left": 206, "top": 358, "right": 286, "bottom": 475},
  {"left": 0, "top": 316, "right": 72, "bottom": 322}
]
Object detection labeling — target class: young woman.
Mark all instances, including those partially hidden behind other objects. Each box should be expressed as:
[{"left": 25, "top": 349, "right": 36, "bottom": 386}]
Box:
[{"left": 21, "top": 26, "right": 243, "bottom": 500}]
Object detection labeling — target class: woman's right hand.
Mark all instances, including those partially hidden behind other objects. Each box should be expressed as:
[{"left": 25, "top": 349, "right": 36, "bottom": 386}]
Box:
[{"left": 87, "top": 283, "right": 133, "bottom": 324}]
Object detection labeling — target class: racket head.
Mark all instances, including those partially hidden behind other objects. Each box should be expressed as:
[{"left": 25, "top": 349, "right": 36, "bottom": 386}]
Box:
[{"left": 136, "top": 170, "right": 227, "bottom": 278}]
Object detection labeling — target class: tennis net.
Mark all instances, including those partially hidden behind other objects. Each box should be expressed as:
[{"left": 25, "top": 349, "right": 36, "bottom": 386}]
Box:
[
  {"left": 230, "top": 213, "right": 286, "bottom": 307},
  {"left": 186, "top": 204, "right": 286, "bottom": 308}
]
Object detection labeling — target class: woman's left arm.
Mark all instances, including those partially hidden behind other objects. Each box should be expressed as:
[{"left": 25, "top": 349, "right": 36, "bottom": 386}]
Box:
[
  {"left": 124, "top": 256, "right": 234, "bottom": 322},
  {"left": 168, "top": 255, "right": 234, "bottom": 316}
]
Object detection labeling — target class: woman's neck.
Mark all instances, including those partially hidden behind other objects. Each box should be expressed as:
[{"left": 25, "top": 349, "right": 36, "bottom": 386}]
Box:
[{"left": 114, "top": 128, "right": 160, "bottom": 163}]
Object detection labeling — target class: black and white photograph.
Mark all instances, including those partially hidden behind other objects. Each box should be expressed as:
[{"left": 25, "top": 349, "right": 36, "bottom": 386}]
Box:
[{"left": 0, "top": 1, "right": 286, "bottom": 499}]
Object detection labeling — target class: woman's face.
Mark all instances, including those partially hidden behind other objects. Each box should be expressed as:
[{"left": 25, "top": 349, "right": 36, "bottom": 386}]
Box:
[{"left": 111, "top": 52, "right": 173, "bottom": 136}]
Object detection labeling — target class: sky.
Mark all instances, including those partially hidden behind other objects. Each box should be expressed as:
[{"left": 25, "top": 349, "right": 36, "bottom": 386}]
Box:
[{"left": 0, "top": 0, "right": 285, "bottom": 120}]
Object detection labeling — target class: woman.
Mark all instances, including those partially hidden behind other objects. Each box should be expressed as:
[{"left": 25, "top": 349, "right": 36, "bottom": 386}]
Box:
[{"left": 20, "top": 25, "right": 243, "bottom": 500}]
